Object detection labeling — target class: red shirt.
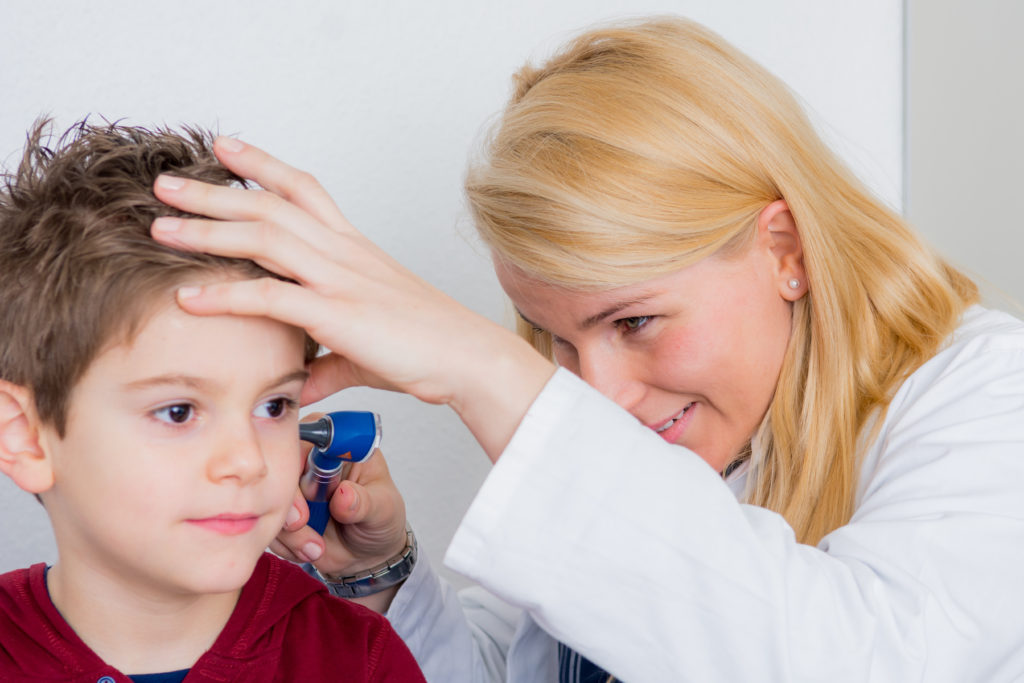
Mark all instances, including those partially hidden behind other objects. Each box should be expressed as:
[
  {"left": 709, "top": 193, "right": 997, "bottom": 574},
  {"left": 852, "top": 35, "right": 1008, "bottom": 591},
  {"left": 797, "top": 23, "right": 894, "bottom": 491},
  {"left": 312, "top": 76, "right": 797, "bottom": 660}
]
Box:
[{"left": 0, "top": 553, "right": 426, "bottom": 682}]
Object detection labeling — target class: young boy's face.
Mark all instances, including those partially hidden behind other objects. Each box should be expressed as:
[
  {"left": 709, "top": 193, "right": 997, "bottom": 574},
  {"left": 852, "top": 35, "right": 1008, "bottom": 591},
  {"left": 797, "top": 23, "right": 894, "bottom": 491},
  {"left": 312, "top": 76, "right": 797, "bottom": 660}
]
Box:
[{"left": 38, "top": 297, "right": 308, "bottom": 599}]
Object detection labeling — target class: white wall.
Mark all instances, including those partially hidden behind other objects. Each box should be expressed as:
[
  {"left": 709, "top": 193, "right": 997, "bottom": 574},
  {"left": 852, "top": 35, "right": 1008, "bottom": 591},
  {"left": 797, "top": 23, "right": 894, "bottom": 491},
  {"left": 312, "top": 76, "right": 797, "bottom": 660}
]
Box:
[
  {"left": 906, "top": 0, "right": 1024, "bottom": 309},
  {"left": 0, "top": 1, "right": 902, "bottom": 586}
]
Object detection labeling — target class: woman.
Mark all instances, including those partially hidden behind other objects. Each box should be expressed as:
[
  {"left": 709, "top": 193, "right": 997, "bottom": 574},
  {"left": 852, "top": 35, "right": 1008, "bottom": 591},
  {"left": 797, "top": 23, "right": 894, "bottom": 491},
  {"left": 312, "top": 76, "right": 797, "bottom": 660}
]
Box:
[{"left": 150, "top": 17, "right": 1024, "bottom": 682}]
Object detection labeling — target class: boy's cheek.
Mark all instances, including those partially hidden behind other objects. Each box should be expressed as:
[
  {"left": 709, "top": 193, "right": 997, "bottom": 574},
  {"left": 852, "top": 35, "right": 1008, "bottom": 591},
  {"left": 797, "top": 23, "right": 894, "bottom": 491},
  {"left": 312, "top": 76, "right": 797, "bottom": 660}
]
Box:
[{"left": 272, "top": 442, "right": 305, "bottom": 491}]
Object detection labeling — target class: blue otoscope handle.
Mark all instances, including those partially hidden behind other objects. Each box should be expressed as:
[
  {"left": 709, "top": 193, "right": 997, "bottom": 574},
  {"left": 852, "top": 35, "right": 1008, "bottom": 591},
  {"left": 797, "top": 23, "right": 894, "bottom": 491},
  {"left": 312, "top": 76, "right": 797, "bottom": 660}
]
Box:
[
  {"left": 307, "top": 500, "right": 332, "bottom": 537},
  {"left": 298, "top": 411, "right": 382, "bottom": 535}
]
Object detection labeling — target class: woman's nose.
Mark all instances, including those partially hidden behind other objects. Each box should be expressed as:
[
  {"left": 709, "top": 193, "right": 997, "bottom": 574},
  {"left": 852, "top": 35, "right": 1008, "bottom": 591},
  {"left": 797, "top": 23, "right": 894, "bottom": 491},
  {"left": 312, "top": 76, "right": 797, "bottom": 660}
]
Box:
[{"left": 576, "top": 346, "right": 645, "bottom": 413}]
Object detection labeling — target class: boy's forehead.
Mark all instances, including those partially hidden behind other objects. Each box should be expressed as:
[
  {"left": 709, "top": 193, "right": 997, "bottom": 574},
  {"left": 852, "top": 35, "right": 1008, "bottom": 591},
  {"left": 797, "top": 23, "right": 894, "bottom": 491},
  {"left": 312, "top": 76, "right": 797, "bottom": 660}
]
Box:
[{"left": 92, "top": 302, "right": 308, "bottom": 392}]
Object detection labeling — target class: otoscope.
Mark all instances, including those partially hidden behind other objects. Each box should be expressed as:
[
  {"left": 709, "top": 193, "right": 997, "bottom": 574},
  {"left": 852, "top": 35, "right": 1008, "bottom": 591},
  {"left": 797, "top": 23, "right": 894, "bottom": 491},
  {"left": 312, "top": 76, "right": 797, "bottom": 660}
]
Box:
[{"left": 298, "top": 411, "right": 382, "bottom": 535}]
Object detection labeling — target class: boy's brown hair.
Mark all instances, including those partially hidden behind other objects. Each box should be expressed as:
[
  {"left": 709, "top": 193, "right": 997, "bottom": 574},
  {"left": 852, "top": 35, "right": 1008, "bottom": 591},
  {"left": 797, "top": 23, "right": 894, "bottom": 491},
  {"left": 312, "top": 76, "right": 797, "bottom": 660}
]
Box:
[{"left": 0, "top": 118, "right": 319, "bottom": 436}]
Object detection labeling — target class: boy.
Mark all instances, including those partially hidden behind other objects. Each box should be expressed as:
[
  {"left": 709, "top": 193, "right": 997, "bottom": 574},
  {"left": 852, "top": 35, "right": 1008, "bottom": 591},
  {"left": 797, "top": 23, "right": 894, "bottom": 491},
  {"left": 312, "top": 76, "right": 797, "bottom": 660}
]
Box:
[{"left": 0, "top": 120, "right": 426, "bottom": 682}]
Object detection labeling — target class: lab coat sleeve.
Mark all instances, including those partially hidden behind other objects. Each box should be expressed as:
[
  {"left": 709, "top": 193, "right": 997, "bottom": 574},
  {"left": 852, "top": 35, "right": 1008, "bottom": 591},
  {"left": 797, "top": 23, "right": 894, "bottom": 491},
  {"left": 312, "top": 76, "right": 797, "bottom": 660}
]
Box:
[
  {"left": 386, "top": 543, "right": 523, "bottom": 683},
  {"left": 444, "top": 322, "right": 1024, "bottom": 682}
]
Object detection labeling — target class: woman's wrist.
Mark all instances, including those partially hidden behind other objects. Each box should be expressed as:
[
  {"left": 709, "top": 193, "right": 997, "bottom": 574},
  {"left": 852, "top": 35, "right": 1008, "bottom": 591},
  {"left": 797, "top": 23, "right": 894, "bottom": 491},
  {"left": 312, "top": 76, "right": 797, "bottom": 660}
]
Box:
[
  {"left": 319, "top": 523, "right": 411, "bottom": 577},
  {"left": 307, "top": 527, "right": 416, "bottom": 607},
  {"left": 450, "top": 326, "right": 556, "bottom": 463},
  {"left": 348, "top": 584, "right": 402, "bottom": 614}
]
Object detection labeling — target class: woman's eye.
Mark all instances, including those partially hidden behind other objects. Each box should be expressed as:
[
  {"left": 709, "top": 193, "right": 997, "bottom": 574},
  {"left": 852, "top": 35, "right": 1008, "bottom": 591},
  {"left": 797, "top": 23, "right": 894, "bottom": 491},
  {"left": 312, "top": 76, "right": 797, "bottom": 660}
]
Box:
[
  {"left": 154, "top": 403, "right": 194, "bottom": 425},
  {"left": 532, "top": 326, "right": 569, "bottom": 347},
  {"left": 620, "top": 316, "right": 651, "bottom": 332},
  {"left": 550, "top": 334, "right": 570, "bottom": 346},
  {"left": 255, "top": 397, "right": 296, "bottom": 419}
]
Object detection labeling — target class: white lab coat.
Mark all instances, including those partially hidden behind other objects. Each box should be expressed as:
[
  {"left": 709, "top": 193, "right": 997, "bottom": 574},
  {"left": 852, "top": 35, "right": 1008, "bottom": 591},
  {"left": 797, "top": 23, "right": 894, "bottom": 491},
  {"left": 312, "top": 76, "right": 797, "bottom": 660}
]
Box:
[{"left": 387, "top": 306, "right": 1024, "bottom": 682}]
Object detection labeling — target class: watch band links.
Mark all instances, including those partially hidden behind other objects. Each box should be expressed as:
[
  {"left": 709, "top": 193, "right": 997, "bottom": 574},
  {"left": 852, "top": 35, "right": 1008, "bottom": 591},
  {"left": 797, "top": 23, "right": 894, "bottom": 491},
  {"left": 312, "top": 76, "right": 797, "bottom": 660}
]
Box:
[{"left": 308, "top": 527, "right": 417, "bottom": 599}]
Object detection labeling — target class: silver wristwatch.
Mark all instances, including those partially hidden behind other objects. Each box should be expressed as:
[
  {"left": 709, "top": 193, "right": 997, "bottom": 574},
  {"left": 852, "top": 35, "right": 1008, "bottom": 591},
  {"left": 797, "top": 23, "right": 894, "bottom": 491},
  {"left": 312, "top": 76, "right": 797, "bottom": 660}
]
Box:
[{"left": 307, "top": 528, "right": 417, "bottom": 599}]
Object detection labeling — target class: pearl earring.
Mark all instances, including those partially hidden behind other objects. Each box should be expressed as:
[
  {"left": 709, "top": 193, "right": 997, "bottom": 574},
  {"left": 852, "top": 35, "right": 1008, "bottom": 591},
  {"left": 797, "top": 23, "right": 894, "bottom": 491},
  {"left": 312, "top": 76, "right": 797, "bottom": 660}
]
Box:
[{"left": 788, "top": 279, "right": 800, "bottom": 290}]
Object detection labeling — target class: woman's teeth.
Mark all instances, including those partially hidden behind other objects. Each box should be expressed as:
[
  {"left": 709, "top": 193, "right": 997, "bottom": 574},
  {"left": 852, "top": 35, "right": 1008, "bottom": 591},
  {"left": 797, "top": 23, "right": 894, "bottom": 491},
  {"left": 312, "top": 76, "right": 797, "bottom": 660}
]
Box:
[{"left": 656, "top": 403, "right": 693, "bottom": 433}]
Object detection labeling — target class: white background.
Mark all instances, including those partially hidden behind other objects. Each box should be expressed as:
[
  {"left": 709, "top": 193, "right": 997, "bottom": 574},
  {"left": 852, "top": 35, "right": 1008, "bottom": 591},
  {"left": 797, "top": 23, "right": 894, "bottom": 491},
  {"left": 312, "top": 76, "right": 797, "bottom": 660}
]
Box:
[
  {"left": 0, "top": 1, "right": 903, "bottom": 586},
  {"left": 905, "top": 0, "right": 1024, "bottom": 311}
]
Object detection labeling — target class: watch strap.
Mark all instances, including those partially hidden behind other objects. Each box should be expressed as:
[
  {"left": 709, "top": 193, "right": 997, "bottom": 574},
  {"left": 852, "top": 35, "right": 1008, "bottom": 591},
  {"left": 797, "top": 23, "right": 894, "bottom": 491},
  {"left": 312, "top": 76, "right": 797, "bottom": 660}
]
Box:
[{"left": 309, "top": 527, "right": 417, "bottom": 599}]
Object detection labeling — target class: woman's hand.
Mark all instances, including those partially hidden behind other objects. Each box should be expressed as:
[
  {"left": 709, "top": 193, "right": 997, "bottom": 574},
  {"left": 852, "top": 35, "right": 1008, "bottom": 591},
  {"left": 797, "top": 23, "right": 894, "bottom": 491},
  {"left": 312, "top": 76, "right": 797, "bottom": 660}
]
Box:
[
  {"left": 150, "top": 137, "right": 555, "bottom": 459},
  {"left": 273, "top": 430, "right": 408, "bottom": 612},
  {"left": 272, "top": 447, "right": 406, "bottom": 574}
]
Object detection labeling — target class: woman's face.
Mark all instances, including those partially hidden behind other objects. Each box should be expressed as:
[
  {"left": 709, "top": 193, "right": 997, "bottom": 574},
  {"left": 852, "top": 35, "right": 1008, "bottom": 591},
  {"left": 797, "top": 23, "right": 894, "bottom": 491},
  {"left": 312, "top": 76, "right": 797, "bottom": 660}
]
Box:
[{"left": 494, "top": 203, "right": 804, "bottom": 473}]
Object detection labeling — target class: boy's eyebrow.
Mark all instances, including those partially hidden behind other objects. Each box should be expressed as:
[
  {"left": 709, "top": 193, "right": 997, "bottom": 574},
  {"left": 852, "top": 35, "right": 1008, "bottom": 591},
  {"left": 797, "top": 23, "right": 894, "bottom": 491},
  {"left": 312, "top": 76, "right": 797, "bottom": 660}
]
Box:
[{"left": 123, "top": 369, "right": 310, "bottom": 393}]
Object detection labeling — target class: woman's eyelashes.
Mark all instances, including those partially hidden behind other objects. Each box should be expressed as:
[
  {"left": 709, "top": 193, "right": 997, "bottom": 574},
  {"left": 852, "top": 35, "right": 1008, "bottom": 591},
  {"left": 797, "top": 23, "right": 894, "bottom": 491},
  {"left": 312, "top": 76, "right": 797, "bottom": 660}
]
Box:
[
  {"left": 532, "top": 315, "right": 654, "bottom": 344},
  {"left": 616, "top": 315, "right": 652, "bottom": 333},
  {"left": 532, "top": 326, "right": 569, "bottom": 347}
]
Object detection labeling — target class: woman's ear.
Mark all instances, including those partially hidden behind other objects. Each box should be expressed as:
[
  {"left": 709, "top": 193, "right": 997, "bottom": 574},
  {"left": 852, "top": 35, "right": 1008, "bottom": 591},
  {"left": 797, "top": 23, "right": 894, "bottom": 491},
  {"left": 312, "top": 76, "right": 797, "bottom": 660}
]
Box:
[
  {"left": 0, "top": 381, "right": 54, "bottom": 494},
  {"left": 757, "top": 199, "right": 806, "bottom": 301}
]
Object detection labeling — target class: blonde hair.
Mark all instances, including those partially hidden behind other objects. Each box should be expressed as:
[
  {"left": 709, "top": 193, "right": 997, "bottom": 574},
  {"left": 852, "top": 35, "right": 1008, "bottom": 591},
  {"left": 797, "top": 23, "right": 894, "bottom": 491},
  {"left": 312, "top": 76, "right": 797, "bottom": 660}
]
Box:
[{"left": 465, "top": 17, "right": 977, "bottom": 545}]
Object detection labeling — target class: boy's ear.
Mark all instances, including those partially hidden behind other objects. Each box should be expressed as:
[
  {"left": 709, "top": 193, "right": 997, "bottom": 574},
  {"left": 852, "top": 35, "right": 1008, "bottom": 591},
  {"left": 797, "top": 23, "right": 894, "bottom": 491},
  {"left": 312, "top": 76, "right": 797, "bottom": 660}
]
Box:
[{"left": 0, "top": 381, "right": 54, "bottom": 494}]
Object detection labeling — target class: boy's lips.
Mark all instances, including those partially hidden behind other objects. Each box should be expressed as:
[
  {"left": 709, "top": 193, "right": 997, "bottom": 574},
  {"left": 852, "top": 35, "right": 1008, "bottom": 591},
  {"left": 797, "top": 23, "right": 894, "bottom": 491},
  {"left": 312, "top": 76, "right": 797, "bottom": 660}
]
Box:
[
  {"left": 650, "top": 403, "right": 695, "bottom": 443},
  {"left": 186, "top": 513, "right": 260, "bottom": 535}
]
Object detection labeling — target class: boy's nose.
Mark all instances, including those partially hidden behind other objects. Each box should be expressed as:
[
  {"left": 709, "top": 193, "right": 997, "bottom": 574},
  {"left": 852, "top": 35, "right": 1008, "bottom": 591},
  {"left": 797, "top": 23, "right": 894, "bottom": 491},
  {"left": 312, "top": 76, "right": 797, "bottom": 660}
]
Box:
[{"left": 207, "top": 422, "right": 268, "bottom": 485}]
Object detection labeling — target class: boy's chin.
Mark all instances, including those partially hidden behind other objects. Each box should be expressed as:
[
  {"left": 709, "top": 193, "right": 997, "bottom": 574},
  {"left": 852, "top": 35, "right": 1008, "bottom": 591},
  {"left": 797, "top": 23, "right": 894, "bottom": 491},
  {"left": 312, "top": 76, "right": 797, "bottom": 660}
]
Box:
[
  {"left": 185, "top": 555, "right": 266, "bottom": 596},
  {"left": 176, "top": 541, "right": 275, "bottom": 596}
]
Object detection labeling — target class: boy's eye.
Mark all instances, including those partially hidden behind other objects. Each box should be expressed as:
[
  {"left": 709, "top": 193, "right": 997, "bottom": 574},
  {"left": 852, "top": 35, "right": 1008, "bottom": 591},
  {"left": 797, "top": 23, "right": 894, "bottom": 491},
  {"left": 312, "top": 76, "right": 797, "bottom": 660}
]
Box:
[
  {"left": 255, "top": 397, "right": 295, "bottom": 419},
  {"left": 154, "top": 403, "right": 194, "bottom": 424}
]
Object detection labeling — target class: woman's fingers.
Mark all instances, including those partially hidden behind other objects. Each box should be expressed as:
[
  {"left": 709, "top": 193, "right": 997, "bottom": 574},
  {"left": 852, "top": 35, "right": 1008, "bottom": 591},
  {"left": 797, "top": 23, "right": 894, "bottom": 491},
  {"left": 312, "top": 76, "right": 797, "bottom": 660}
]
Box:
[
  {"left": 210, "top": 136, "right": 357, "bottom": 234},
  {"left": 152, "top": 215, "right": 338, "bottom": 287},
  {"left": 270, "top": 525, "right": 327, "bottom": 565},
  {"left": 269, "top": 491, "right": 323, "bottom": 564},
  {"left": 267, "top": 538, "right": 304, "bottom": 563},
  {"left": 175, "top": 277, "right": 330, "bottom": 336},
  {"left": 150, "top": 145, "right": 532, "bottom": 419},
  {"left": 301, "top": 353, "right": 367, "bottom": 406},
  {"left": 284, "top": 490, "right": 311, "bottom": 531},
  {"left": 152, "top": 217, "right": 303, "bottom": 281},
  {"left": 154, "top": 174, "right": 283, "bottom": 222},
  {"left": 270, "top": 451, "right": 409, "bottom": 578},
  {"left": 173, "top": 278, "right": 376, "bottom": 397},
  {"left": 153, "top": 175, "right": 338, "bottom": 250},
  {"left": 327, "top": 479, "right": 368, "bottom": 525},
  {"left": 321, "top": 455, "right": 408, "bottom": 564}
]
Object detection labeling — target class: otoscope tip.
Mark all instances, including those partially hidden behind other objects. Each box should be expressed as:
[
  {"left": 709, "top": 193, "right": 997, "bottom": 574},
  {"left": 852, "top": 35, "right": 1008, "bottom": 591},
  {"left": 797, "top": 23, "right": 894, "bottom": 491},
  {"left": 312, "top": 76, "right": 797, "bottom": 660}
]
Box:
[{"left": 298, "top": 417, "right": 332, "bottom": 450}]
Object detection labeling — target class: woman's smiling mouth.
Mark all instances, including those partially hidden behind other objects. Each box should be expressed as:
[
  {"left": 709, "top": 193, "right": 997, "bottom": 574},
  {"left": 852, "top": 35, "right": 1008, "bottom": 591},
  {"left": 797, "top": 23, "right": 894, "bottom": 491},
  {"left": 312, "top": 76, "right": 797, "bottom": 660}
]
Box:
[{"left": 652, "top": 403, "right": 695, "bottom": 443}]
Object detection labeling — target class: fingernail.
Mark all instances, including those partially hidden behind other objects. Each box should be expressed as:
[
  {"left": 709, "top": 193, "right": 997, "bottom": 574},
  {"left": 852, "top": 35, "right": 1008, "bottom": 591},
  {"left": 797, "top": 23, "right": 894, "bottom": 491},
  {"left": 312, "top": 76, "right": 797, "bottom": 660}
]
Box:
[
  {"left": 152, "top": 217, "right": 183, "bottom": 233},
  {"left": 348, "top": 490, "right": 359, "bottom": 512},
  {"left": 302, "top": 542, "right": 322, "bottom": 562},
  {"left": 156, "top": 175, "right": 185, "bottom": 190},
  {"left": 177, "top": 286, "right": 202, "bottom": 300},
  {"left": 285, "top": 505, "right": 301, "bottom": 527},
  {"left": 217, "top": 136, "right": 244, "bottom": 153}
]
